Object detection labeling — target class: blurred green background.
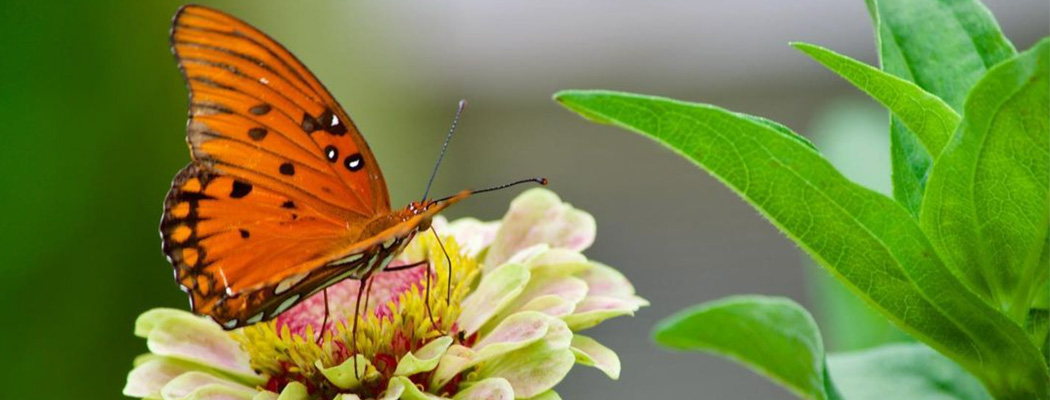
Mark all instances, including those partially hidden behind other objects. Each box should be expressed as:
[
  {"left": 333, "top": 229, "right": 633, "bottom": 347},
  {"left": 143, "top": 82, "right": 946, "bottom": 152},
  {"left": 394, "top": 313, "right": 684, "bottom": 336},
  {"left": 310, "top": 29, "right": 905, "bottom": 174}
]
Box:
[{"left": 1, "top": 1, "right": 1045, "bottom": 399}]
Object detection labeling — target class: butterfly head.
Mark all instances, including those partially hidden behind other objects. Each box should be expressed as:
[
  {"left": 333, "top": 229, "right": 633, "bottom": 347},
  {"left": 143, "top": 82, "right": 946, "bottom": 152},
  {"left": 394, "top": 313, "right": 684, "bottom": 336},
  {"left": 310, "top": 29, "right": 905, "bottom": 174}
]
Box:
[{"left": 405, "top": 190, "right": 472, "bottom": 229}]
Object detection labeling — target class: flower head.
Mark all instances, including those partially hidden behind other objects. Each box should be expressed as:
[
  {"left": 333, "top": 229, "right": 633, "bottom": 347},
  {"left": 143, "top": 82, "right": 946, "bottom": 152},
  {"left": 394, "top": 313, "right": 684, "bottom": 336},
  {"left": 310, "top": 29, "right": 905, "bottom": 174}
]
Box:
[{"left": 125, "top": 188, "right": 647, "bottom": 399}]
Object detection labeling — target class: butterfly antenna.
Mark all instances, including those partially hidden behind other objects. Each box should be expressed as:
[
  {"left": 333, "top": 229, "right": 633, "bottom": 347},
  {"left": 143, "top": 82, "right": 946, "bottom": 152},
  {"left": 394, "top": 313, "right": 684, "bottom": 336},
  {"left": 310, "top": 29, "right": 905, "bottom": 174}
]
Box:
[
  {"left": 421, "top": 99, "right": 467, "bottom": 202},
  {"left": 434, "top": 178, "right": 548, "bottom": 203}
]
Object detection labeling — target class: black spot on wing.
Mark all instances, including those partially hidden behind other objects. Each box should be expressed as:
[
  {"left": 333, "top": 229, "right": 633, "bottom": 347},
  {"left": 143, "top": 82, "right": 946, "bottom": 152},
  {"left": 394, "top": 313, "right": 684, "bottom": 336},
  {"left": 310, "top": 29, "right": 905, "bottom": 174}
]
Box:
[
  {"left": 248, "top": 127, "right": 268, "bottom": 141},
  {"left": 279, "top": 162, "right": 295, "bottom": 176},
  {"left": 249, "top": 103, "right": 271, "bottom": 115},
  {"left": 230, "top": 180, "right": 252, "bottom": 198}
]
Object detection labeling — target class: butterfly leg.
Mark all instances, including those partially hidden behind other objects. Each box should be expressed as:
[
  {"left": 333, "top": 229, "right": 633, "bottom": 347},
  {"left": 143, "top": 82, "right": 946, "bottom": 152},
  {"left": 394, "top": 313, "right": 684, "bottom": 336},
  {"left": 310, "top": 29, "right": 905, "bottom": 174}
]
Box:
[
  {"left": 362, "top": 275, "right": 375, "bottom": 315},
  {"left": 315, "top": 288, "right": 330, "bottom": 345},
  {"left": 430, "top": 225, "right": 453, "bottom": 305},
  {"left": 383, "top": 259, "right": 428, "bottom": 272}
]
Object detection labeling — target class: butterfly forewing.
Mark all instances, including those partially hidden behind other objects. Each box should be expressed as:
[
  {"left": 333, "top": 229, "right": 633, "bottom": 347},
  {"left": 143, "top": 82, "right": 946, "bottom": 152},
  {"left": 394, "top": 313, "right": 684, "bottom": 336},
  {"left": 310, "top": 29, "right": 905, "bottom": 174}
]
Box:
[
  {"left": 161, "top": 5, "right": 465, "bottom": 330},
  {"left": 171, "top": 5, "right": 390, "bottom": 217}
]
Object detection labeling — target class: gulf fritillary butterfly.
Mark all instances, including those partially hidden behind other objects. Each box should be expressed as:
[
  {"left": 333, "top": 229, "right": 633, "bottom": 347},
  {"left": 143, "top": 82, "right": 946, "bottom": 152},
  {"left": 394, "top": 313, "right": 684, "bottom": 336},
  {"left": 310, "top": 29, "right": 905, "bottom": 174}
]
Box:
[{"left": 160, "top": 5, "right": 540, "bottom": 330}]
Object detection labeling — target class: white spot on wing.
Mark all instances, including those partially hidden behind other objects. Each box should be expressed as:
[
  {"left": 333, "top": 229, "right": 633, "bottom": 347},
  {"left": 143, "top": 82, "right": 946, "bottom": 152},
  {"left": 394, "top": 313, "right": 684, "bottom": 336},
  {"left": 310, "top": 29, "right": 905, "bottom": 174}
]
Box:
[
  {"left": 223, "top": 319, "right": 239, "bottom": 329},
  {"left": 247, "top": 312, "right": 265, "bottom": 324},
  {"left": 274, "top": 273, "right": 307, "bottom": 295},
  {"left": 334, "top": 253, "right": 363, "bottom": 265},
  {"left": 273, "top": 294, "right": 301, "bottom": 315},
  {"left": 331, "top": 114, "right": 340, "bottom": 126},
  {"left": 259, "top": 77, "right": 269, "bottom": 85},
  {"left": 348, "top": 159, "right": 361, "bottom": 169}
]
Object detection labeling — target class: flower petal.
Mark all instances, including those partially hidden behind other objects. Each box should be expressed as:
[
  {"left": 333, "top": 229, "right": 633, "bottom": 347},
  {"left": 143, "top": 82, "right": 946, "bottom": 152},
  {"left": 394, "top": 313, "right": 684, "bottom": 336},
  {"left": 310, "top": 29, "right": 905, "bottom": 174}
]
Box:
[
  {"left": 569, "top": 335, "right": 621, "bottom": 379},
  {"left": 519, "top": 295, "right": 576, "bottom": 317},
  {"left": 575, "top": 262, "right": 648, "bottom": 306},
  {"left": 316, "top": 355, "right": 379, "bottom": 390},
  {"left": 332, "top": 395, "right": 362, "bottom": 400},
  {"left": 562, "top": 296, "right": 640, "bottom": 331},
  {"left": 160, "top": 371, "right": 257, "bottom": 400},
  {"left": 431, "top": 345, "right": 477, "bottom": 389},
  {"left": 475, "top": 312, "right": 553, "bottom": 358},
  {"left": 452, "top": 377, "right": 514, "bottom": 400},
  {"left": 252, "top": 392, "right": 279, "bottom": 400},
  {"left": 474, "top": 318, "right": 575, "bottom": 398},
  {"left": 388, "top": 376, "right": 447, "bottom": 400},
  {"left": 485, "top": 189, "right": 596, "bottom": 267},
  {"left": 525, "top": 249, "right": 588, "bottom": 269},
  {"left": 458, "top": 263, "right": 530, "bottom": 335},
  {"left": 437, "top": 216, "right": 501, "bottom": 258},
  {"left": 137, "top": 309, "right": 261, "bottom": 383},
  {"left": 276, "top": 382, "right": 309, "bottom": 400},
  {"left": 124, "top": 356, "right": 195, "bottom": 398},
  {"left": 395, "top": 336, "right": 454, "bottom": 376},
  {"left": 481, "top": 275, "right": 588, "bottom": 334}
]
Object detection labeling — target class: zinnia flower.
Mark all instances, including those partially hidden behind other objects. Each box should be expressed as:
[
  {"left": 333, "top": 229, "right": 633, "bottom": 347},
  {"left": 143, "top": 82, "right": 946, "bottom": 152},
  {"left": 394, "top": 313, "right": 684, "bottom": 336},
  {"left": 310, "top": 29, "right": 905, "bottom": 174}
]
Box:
[{"left": 124, "top": 188, "right": 647, "bottom": 399}]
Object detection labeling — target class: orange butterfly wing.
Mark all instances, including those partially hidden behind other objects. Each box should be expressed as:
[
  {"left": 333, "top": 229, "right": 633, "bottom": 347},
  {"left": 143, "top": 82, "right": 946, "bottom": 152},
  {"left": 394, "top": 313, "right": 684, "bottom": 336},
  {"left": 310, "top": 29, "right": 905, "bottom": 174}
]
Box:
[{"left": 161, "top": 5, "right": 423, "bottom": 328}]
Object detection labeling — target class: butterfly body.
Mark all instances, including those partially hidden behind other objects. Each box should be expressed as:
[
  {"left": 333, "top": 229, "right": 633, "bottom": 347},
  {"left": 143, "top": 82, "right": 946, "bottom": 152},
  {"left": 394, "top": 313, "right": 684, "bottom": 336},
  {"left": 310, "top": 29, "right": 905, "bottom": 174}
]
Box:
[{"left": 160, "top": 5, "right": 466, "bottom": 329}]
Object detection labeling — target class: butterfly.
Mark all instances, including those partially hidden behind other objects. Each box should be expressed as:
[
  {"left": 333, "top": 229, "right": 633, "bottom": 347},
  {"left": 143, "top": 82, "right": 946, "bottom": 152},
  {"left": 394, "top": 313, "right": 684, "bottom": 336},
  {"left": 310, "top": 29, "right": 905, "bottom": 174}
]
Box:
[{"left": 159, "top": 5, "right": 528, "bottom": 331}]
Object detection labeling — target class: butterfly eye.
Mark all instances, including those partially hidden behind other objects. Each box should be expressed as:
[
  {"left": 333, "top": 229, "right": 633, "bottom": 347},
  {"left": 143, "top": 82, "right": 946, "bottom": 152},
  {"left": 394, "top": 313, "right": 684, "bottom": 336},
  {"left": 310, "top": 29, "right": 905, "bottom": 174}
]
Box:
[
  {"left": 344, "top": 153, "right": 364, "bottom": 171},
  {"left": 324, "top": 145, "right": 338, "bottom": 162}
]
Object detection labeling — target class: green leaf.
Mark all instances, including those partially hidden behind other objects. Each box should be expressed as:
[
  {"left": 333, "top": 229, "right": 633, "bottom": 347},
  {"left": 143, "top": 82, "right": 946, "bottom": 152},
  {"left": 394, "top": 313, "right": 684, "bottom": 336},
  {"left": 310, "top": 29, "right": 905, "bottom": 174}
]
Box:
[
  {"left": 791, "top": 42, "right": 959, "bottom": 156},
  {"left": 828, "top": 343, "right": 992, "bottom": 400},
  {"left": 555, "top": 89, "right": 1049, "bottom": 399},
  {"left": 653, "top": 296, "right": 837, "bottom": 400},
  {"left": 919, "top": 39, "right": 1050, "bottom": 320},
  {"left": 804, "top": 100, "right": 910, "bottom": 351},
  {"left": 865, "top": 0, "right": 1017, "bottom": 217}
]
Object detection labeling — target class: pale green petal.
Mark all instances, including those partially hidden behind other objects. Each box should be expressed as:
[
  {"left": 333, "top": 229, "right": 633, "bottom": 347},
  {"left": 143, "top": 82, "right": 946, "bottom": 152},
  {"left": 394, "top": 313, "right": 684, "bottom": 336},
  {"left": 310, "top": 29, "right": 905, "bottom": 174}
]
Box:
[
  {"left": 575, "top": 262, "right": 640, "bottom": 300},
  {"left": 138, "top": 309, "right": 261, "bottom": 384},
  {"left": 124, "top": 357, "right": 196, "bottom": 399},
  {"left": 504, "top": 244, "right": 551, "bottom": 266},
  {"left": 389, "top": 376, "right": 447, "bottom": 400},
  {"left": 176, "top": 385, "right": 257, "bottom": 400},
  {"left": 478, "top": 347, "right": 574, "bottom": 398},
  {"left": 442, "top": 217, "right": 501, "bottom": 258},
  {"left": 316, "top": 355, "right": 379, "bottom": 390},
  {"left": 252, "top": 392, "right": 279, "bottom": 400},
  {"left": 276, "top": 382, "right": 309, "bottom": 400},
  {"left": 519, "top": 295, "right": 576, "bottom": 317},
  {"left": 481, "top": 275, "right": 588, "bottom": 334},
  {"left": 458, "top": 264, "right": 530, "bottom": 335},
  {"left": 395, "top": 336, "right": 454, "bottom": 376},
  {"left": 521, "top": 390, "right": 562, "bottom": 400},
  {"left": 475, "top": 312, "right": 553, "bottom": 360},
  {"left": 486, "top": 188, "right": 596, "bottom": 267},
  {"left": 431, "top": 345, "right": 477, "bottom": 389},
  {"left": 525, "top": 249, "right": 588, "bottom": 268},
  {"left": 453, "top": 377, "right": 514, "bottom": 400},
  {"left": 475, "top": 317, "right": 574, "bottom": 398},
  {"left": 570, "top": 335, "right": 621, "bottom": 379},
  {"left": 378, "top": 375, "right": 407, "bottom": 400},
  {"left": 332, "top": 395, "right": 362, "bottom": 400},
  {"left": 160, "top": 371, "right": 257, "bottom": 400},
  {"left": 562, "top": 296, "right": 639, "bottom": 331},
  {"left": 135, "top": 309, "right": 190, "bottom": 338}
]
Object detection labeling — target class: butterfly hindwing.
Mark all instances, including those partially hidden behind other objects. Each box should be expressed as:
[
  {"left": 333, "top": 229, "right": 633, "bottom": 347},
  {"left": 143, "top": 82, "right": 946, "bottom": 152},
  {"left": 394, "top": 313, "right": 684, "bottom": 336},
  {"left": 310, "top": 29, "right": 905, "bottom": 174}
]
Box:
[{"left": 162, "top": 164, "right": 358, "bottom": 322}]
